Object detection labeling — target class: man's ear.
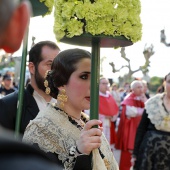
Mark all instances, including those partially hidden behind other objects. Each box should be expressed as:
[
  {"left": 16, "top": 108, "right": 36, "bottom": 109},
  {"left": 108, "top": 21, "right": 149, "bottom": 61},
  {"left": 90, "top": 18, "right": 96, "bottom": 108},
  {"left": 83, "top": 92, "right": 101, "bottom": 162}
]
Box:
[
  {"left": 1, "top": 1, "right": 31, "bottom": 53},
  {"left": 28, "top": 62, "right": 35, "bottom": 75}
]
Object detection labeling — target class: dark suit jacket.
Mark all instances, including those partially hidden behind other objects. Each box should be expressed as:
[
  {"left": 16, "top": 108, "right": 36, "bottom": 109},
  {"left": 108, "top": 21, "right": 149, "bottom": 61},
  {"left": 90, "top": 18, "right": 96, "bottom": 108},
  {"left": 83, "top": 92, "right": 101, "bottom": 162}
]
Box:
[{"left": 0, "top": 84, "right": 39, "bottom": 134}]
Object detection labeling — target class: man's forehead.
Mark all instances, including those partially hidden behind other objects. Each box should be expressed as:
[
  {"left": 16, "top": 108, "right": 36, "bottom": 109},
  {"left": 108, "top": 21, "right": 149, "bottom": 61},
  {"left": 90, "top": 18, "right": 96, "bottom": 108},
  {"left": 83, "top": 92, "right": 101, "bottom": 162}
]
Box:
[{"left": 41, "top": 46, "right": 59, "bottom": 59}]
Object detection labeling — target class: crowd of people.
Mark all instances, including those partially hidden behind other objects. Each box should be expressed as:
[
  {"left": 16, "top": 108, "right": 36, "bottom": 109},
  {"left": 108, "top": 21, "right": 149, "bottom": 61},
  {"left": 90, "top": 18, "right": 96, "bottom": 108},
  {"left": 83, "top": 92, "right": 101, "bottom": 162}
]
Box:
[{"left": 1, "top": 0, "right": 170, "bottom": 170}]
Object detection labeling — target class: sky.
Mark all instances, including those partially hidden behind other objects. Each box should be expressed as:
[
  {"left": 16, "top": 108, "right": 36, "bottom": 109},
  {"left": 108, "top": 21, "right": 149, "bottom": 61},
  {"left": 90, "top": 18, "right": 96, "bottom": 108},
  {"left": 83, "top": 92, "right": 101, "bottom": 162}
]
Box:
[{"left": 13, "top": 0, "right": 170, "bottom": 82}]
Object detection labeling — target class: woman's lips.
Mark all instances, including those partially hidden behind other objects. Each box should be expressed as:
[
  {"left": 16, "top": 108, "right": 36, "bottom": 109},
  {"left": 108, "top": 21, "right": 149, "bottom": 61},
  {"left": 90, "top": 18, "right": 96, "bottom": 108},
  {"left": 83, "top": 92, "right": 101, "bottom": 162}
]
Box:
[{"left": 85, "top": 97, "right": 90, "bottom": 101}]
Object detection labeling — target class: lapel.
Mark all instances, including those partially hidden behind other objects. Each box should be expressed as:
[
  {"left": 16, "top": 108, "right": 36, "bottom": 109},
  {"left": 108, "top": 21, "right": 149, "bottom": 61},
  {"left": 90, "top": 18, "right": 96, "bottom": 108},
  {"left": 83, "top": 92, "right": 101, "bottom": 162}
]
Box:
[{"left": 25, "top": 84, "right": 39, "bottom": 118}]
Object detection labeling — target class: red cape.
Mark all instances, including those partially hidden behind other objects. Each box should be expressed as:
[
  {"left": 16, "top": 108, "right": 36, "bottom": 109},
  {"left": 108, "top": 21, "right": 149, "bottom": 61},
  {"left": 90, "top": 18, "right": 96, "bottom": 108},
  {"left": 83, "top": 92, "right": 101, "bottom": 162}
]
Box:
[
  {"left": 122, "top": 92, "right": 145, "bottom": 107},
  {"left": 115, "top": 92, "right": 144, "bottom": 150},
  {"left": 99, "top": 94, "right": 118, "bottom": 116}
]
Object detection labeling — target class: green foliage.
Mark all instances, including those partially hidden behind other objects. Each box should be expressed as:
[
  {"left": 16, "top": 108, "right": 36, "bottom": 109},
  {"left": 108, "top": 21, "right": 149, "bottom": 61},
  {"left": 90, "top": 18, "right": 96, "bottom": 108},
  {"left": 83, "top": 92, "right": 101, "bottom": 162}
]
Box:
[{"left": 149, "top": 76, "right": 164, "bottom": 93}]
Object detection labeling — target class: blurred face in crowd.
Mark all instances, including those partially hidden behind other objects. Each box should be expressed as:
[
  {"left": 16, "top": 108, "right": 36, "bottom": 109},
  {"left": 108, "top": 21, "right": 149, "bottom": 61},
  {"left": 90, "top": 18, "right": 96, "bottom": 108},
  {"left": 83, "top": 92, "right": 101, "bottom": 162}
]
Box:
[
  {"left": 3, "top": 79, "right": 12, "bottom": 88},
  {"left": 124, "top": 83, "right": 130, "bottom": 92},
  {"left": 99, "top": 78, "right": 109, "bottom": 94},
  {"left": 132, "top": 82, "right": 144, "bottom": 96},
  {"left": 112, "top": 84, "right": 118, "bottom": 91}
]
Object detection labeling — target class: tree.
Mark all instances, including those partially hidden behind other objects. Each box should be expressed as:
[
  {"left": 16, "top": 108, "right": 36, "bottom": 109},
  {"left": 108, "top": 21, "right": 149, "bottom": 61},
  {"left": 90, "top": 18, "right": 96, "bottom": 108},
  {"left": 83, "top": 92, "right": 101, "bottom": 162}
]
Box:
[
  {"left": 109, "top": 44, "right": 154, "bottom": 86},
  {"left": 160, "top": 29, "right": 170, "bottom": 47},
  {"left": 149, "top": 76, "right": 163, "bottom": 93}
]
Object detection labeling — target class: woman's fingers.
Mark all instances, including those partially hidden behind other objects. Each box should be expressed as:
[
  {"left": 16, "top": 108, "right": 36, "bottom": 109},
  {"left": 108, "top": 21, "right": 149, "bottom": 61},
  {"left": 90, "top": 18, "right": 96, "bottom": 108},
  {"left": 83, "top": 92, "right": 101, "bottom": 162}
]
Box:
[
  {"left": 88, "top": 136, "right": 102, "bottom": 143},
  {"left": 76, "top": 120, "right": 103, "bottom": 154},
  {"left": 83, "top": 119, "right": 102, "bottom": 131},
  {"left": 86, "top": 128, "right": 102, "bottom": 137}
]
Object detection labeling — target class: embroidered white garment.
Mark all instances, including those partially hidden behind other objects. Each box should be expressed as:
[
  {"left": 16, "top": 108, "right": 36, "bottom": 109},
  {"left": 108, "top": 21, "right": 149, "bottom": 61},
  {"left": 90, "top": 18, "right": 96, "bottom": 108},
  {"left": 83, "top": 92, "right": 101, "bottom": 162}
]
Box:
[
  {"left": 23, "top": 104, "right": 119, "bottom": 170},
  {"left": 146, "top": 93, "right": 170, "bottom": 131}
]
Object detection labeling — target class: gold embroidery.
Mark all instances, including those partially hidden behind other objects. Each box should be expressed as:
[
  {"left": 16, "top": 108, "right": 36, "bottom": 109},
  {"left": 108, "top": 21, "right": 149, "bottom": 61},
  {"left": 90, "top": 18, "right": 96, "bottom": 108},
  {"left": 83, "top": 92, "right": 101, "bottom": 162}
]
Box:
[
  {"left": 163, "top": 116, "right": 170, "bottom": 127},
  {"left": 103, "top": 158, "right": 110, "bottom": 169}
]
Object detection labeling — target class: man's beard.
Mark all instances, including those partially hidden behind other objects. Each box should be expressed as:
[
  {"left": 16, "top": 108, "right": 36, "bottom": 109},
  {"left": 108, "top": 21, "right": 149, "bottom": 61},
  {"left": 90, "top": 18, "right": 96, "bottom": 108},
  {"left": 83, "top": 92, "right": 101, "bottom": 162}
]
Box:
[{"left": 35, "top": 69, "right": 46, "bottom": 92}]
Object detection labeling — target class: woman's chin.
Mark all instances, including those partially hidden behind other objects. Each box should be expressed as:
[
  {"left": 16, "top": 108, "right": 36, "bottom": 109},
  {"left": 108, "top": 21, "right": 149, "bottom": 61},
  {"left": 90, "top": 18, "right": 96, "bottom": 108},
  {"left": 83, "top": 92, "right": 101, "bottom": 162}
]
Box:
[{"left": 83, "top": 104, "right": 90, "bottom": 110}]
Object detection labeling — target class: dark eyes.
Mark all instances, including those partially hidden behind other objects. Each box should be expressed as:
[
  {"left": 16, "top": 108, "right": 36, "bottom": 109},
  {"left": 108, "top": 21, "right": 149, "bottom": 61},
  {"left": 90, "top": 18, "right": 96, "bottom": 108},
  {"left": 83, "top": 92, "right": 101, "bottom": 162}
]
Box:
[
  {"left": 47, "top": 63, "right": 52, "bottom": 66},
  {"left": 80, "top": 74, "right": 89, "bottom": 80}
]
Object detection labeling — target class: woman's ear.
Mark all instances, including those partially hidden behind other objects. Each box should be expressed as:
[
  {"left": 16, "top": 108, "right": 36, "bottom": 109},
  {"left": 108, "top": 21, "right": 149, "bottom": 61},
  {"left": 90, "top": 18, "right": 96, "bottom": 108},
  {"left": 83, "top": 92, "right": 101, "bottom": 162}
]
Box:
[
  {"left": 58, "top": 86, "right": 66, "bottom": 92},
  {"left": 1, "top": 1, "right": 31, "bottom": 53}
]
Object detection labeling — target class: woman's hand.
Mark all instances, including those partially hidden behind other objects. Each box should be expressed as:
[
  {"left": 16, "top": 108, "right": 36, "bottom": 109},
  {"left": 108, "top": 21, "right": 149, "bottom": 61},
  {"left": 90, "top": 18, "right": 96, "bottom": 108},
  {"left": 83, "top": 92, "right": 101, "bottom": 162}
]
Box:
[{"left": 76, "top": 120, "right": 102, "bottom": 155}]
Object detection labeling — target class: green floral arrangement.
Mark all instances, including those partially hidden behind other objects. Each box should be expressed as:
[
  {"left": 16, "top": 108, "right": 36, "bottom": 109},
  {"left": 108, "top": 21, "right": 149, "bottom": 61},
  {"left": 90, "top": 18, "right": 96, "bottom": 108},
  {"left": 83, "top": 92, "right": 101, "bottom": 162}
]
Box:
[
  {"left": 40, "top": 0, "right": 142, "bottom": 43},
  {"left": 39, "top": 0, "right": 54, "bottom": 15}
]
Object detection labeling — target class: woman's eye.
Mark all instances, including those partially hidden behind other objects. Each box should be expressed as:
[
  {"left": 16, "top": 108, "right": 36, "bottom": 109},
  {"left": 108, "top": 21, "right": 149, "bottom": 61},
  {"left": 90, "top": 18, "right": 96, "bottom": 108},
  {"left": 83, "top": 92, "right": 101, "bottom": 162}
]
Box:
[{"left": 80, "top": 74, "right": 88, "bottom": 80}]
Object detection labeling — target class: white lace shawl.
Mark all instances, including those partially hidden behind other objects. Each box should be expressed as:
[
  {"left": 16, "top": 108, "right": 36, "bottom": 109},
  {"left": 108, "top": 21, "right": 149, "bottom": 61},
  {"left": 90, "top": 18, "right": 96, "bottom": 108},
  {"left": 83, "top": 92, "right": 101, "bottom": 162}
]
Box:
[
  {"left": 23, "top": 104, "right": 118, "bottom": 170},
  {"left": 146, "top": 93, "right": 170, "bottom": 131}
]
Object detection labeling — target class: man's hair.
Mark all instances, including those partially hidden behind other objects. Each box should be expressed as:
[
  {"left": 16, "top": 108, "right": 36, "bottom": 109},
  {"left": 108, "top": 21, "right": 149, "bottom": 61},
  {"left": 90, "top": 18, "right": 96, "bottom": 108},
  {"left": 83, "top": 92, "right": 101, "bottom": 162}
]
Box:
[
  {"left": 0, "top": 0, "right": 19, "bottom": 34},
  {"left": 28, "top": 41, "right": 60, "bottom": 68},
  {"left": 99, "top": 77, "right": 107, "bottom": 83},
  {"left": 130, "top": 80, "right": 142, "bottom": 89}
]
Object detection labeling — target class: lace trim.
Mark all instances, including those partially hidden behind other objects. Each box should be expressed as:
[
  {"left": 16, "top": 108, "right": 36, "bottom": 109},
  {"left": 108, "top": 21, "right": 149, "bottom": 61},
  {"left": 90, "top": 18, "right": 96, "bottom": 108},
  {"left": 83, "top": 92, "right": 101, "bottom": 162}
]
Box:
[
  {"left": 23, "top": 104, "right": 118, "bottom": 170},
  {"left": 146, "top": 93, "right": 170, "bottom": 131}
]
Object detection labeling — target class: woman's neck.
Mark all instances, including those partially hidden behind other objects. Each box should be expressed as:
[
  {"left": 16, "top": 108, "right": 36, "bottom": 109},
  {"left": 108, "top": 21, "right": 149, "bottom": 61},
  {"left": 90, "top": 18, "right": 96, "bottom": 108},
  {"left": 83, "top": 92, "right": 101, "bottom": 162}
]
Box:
[{"left": 62, "top": 104, "right": 82, "bottom": 120}]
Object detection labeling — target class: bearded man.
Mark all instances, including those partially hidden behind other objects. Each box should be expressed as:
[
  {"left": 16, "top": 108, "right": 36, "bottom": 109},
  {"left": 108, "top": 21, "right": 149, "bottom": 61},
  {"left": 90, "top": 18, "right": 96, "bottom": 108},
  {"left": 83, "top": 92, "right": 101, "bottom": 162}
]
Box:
[{"left": 0, "top": 41, "right": 60, "bottom": 134}]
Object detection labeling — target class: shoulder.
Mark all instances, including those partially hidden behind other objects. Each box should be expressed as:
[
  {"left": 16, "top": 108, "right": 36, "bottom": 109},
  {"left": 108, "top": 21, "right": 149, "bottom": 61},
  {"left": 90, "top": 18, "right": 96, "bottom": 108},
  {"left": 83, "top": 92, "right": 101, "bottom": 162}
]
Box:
[
  {"left": 0, "top": 90, "right": 18, "bottom": 104},
  {"left": 145, "top": 93, "right": 163, "bottom": 106},
  {"left": 25, "top": 104, "right": 57, "bottom": 128}
]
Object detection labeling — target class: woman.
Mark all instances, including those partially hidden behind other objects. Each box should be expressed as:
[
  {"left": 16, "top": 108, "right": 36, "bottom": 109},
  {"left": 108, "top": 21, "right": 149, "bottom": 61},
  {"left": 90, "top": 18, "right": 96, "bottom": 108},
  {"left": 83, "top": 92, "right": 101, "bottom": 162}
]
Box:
[
  {"left": 132, "top": 73, "right": 170, "bottom": 170},
  {"left": 23, "top": 48, "right": 118, "bottom": 170}
]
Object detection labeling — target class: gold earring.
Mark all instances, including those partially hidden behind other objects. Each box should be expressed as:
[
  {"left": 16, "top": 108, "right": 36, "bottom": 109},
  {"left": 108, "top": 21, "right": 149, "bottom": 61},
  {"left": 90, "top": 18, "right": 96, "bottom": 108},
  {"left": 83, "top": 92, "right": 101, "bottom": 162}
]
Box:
[
  {"left": 44, "top": 70, "right": 51, "bottom": 95},
  {"left": 44, "top": 70, "right": 50, "bottom": 78},
  {"left": 57, "top": 89, "right": 68, "bottom": 109},
  {"left": 44, "top": 80, "right": 51, "bottom": 95}
]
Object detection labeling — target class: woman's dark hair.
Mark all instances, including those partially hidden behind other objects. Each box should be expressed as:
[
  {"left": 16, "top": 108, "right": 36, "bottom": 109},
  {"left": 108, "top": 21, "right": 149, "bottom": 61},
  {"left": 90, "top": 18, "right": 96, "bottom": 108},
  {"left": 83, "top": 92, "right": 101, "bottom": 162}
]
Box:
[{"left": 46, "top": 48, "right": 91, "bottom": 98}]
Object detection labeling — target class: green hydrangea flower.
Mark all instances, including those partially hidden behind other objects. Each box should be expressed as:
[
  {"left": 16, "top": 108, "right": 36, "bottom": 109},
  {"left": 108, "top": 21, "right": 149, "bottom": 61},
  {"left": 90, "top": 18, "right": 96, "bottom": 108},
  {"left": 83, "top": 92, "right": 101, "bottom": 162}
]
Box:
[{"left": 40, "top": 0, "right": 142, "bottom": 43}]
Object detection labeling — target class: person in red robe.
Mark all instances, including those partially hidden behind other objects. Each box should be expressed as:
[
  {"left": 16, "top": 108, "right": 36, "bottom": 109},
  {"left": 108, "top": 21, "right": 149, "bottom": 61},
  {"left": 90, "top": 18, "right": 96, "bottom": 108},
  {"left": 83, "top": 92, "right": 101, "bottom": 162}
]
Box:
[
  {"left": 115, "top": 80, "right": 145, "bottom": 170},
  {"left": 99, "top": 78, "right": 119, "bottom": 149}
]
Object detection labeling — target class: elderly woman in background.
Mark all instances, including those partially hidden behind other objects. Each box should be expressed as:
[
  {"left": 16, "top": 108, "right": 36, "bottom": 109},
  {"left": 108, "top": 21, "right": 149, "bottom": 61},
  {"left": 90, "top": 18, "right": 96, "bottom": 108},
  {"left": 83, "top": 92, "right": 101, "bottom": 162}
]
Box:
[
  {"left": 23, "top": 48, "right": 118, "bottom": 170},
  {"left": 132, "top": 72, "right": 170, "bottom": 170}
]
